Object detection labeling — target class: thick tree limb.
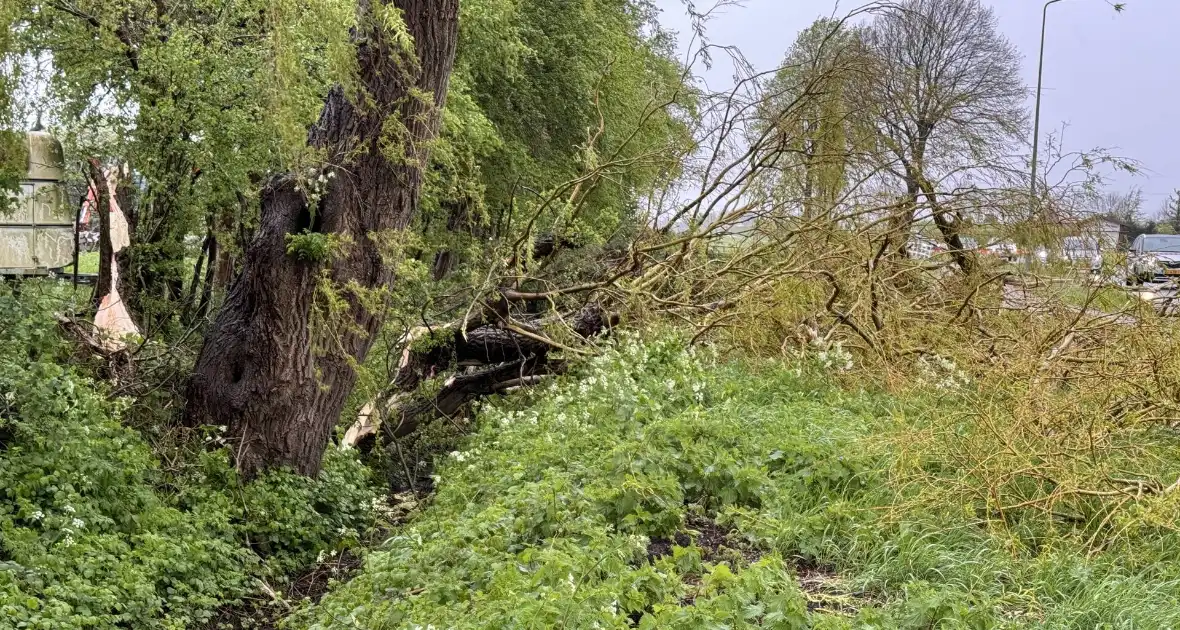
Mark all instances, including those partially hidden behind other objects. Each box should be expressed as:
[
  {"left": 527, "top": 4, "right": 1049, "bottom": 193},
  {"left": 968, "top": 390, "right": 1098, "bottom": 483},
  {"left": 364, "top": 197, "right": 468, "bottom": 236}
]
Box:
[
  {"left": 383, "top": 357, "right": 553, "bottom": 440},
  {"left": 339, "top": 304, "right": 615, "bottom": 450}
]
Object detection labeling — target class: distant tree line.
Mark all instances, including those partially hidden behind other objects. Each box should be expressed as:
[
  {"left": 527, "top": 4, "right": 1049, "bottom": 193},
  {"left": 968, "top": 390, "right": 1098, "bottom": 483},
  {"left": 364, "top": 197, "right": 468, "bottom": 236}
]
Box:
[{"left": 1095, "top": 188, "right": 1180, "bottom": 241}]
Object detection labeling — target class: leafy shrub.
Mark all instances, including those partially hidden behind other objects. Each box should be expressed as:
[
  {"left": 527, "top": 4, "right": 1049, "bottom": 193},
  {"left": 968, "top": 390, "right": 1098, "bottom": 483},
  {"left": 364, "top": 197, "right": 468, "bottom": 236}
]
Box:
[
  {"left": 0, "top": 285, "right": 379, "bottom": 629},
  {"left": 176, "top": 448, "right": 378, "bottom": 575}
]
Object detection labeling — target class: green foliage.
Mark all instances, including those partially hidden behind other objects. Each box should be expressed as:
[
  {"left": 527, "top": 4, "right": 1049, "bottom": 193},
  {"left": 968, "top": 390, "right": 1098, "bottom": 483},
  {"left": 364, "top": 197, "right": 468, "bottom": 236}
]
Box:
[
  {"left": 297, "top": 336, "right": 880, "bottom": 628},
  {"left": 175, "top": 449, "right": 378, "bottom": 577},
  {"left": 763, "top": 19, "right": 871, "bottom": 217},
  {"left": 0, "top": 285, "right": 379, "bottom": 629},
  {"left": 0, "top": 131, "right": 25, "bottom": 216},
  {"left": 345, "top": 0, "right": 696, "bottom": 449},
  {"left": 6, "top": 0, "right": 689, "bottom": 337},
  {"left": 298, "top": 336, "right": 1180, "bottom": 628},
  {"left": 286, "top": 231, "right": 339, "bottom": 263},
  {"left": 412, "top": 0, "right": 692, "bottom": 285},
  {"left": 4, "top": 0, "right": 356, "bottom": 327},
  {"left": 58, "top": 252, "right": 99, "bottom": 275},
  {"left": 459, "top": 0, "right": 688, "bottom": 210},
  {"left": 0, "top": 2, "right": 22, "bottom": 215}
]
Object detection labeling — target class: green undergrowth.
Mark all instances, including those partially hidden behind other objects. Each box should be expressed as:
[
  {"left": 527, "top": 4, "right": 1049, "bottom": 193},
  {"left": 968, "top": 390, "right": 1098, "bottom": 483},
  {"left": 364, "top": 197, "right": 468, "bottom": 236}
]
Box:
[
  {"left": 297, "top": 335, "right": 1180, "bottom": 629},
  {"left": 0, "top": 283, "right": 380, "bottom": 629}
]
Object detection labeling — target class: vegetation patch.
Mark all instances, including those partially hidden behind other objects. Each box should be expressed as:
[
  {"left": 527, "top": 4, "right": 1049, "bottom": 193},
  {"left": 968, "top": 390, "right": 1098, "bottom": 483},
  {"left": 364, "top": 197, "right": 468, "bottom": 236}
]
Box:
[
  {"left": 5, "top": 0, "right": 1179, "bottom": 628},
  {"left": 295, "top": 336, "right": 1180, "bottom": 628},
  {"left": 0, "top": 285, "right": 381, "bottom": 629}
]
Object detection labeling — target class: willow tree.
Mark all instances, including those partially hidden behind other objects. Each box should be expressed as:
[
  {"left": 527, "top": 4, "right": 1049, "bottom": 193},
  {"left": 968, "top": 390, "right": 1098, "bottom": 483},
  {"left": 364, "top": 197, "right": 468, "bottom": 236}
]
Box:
[
  {"left": 414, "top": 0, "right": 691, "bottom": 286},
  {"left": 863, "top": 0, "right": 1025, "bottom": 273},
  {"left": 184, "top": 0, "right": 461, "bottom": 477},
  {"left": 762, "top": 18, "right": 872, "bottom": 220},
  {"left": 5, "top": 0, "right": 355, "bottom": 328},
  {"left": 351, "top": 0, "right": 693, "bottom": 442}
]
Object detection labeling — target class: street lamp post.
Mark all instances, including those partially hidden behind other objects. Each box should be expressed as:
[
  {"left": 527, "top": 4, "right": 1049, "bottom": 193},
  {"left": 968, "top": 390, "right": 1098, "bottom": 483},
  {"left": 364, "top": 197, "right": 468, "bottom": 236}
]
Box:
[{"left": 1029, "top": 0, "right": 1066, "bottom": 218}]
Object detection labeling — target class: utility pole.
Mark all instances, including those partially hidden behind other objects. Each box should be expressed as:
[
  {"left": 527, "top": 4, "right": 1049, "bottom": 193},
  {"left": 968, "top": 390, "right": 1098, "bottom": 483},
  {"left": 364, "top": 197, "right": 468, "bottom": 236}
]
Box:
[
  {"left": 1029, "top": 0, "right": 1066, "bottom": 219},
  {"left": 1031, "top": 1, "right": 1126, "bottom": 216}
]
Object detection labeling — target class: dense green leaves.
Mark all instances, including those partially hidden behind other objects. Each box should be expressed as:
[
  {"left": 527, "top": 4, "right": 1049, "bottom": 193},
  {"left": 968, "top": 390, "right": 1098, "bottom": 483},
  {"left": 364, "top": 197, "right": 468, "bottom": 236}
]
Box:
[
  {"left": 416, "top": 0, "right": 692, "bottom": 285},
  {"left": 0, "top": 284, "right": 378, "bottom": 629},
  {"left": 2, "top": 0, "right": 689, "bottom": 333},
  {"left": 2, "top": 0, "right": 356, "bottom": 326},
  {"left": 762, "top": 18, "right": 872, "bottom": 218},
  {"left": 0, "top": 0, "right": 25, "bottom": 216}
]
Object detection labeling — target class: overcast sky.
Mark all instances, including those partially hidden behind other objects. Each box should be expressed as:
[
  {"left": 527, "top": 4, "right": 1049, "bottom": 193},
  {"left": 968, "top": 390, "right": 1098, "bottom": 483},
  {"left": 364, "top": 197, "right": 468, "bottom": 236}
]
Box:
[{"left": 653, "top": 0, "right": 1177, "bottom": 215}]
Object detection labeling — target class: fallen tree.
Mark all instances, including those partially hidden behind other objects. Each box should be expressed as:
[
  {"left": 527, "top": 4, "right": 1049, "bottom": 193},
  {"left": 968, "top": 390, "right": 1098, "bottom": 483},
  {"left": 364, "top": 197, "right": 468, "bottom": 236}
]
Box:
[{"left": 343, "top": 302, "right": 617, "bottom": 449}]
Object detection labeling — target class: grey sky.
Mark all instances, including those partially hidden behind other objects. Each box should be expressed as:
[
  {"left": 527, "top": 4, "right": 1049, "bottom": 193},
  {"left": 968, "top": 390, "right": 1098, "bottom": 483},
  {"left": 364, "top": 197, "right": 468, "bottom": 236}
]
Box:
[{"left": 653, "top": 0, "right": 1178, "bottom": 214}]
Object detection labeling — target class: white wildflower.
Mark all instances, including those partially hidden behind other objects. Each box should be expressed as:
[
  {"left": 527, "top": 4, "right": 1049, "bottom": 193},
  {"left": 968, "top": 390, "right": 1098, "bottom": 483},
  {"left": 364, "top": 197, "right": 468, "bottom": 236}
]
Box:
[
  {"left": 917, "top": 354, "right": 971, "bottom": 392},
  {"left": 30, "top": 510, "right": 44, "bottom": 521},
  {"left": 815, "top": 341, "right": 853, "bottom": 373},
  {"left": 72, "top": 518, "right": 85, "bottom": 529},
  {"left": 62, "top": 505, "right": 75, "bottom": 514}
]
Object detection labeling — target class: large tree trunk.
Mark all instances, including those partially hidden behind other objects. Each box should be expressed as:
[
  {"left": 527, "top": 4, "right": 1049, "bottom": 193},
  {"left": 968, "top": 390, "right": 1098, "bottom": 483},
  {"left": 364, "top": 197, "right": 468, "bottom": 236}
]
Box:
[
  {"left": 184, "top": 0, "right": 461, "bottom": 478},
  {"left": 919, "top": 178, "right": 976, "bottom": 275}
]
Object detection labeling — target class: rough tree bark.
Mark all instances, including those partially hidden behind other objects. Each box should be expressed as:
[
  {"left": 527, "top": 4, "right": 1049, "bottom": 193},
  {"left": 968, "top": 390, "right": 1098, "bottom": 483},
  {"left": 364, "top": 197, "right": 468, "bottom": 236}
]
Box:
[
  {"left": 919, "top": 178, "right": 976, "bottom": 275},
  {"left": 86, "top": 159, "right": 114, "bottom": 311},
  {"left": 184, "top": 0, "right": 462, "bottom": 478}
]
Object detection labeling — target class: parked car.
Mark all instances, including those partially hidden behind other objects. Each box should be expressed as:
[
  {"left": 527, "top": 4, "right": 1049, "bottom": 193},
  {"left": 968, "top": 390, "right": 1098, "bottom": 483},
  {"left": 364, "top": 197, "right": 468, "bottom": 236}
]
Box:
[{"left": 1126, "top": 234, "right": 1180, "bottom": 284}]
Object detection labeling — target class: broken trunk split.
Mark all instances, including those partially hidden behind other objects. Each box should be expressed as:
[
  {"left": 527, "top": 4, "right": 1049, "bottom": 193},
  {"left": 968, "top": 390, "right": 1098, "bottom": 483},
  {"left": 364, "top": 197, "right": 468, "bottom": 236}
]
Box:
[
  {"left": 341, "top": 304, "right": 616, "bottom": 450},
  {"left": 87, "top": 160, "right": 140, "bottom": 351}
]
